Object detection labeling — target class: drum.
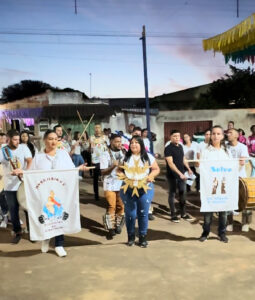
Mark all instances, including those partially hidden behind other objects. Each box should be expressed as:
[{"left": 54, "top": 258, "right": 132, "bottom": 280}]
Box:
[
  {"left": 17, "top": 182, "right": 27, "bottom": 210},
  {"left": 239, "top": 177, "right": 255, "bottom": 211}
]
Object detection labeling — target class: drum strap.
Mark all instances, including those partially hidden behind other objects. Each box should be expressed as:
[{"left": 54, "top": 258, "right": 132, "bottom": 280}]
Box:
[{"left": 3, "top": 146, "right": 22, "bottom": 182}]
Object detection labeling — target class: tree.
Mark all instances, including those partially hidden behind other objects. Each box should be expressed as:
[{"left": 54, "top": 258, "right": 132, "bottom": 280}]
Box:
[
  {"left": 194, "top": 66, "right": 255, "bottom": 109},
  {"left": 1, "top": 80, "right": 54, "bottom": 102}
]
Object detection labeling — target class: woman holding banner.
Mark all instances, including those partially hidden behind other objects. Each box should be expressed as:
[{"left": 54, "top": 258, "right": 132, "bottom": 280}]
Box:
[
  {"left": 13, "top": 129, "right": 89, "bottom": 257},
  {"left": 199, "top": 125, "right": 232, "bottom": 243}
]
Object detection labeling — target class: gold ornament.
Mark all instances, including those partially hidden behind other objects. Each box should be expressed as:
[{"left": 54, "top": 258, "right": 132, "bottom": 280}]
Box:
[{"left": 118, "top": 158, "right": 151, "bottom": 197}]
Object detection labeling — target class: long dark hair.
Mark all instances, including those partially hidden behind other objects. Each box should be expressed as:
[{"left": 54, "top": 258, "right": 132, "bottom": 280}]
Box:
[
  {"left": 124, "top": 136, "right": 149, "bottom": 163},
  {"left": 20, "top": 130, "right": 36, "bottom": 157},
  {"left": 73, "top": 131, "right": 80, "bottom": 141},
  {"left": 209, "top": 125, "right": 227, "bottom": 152}
]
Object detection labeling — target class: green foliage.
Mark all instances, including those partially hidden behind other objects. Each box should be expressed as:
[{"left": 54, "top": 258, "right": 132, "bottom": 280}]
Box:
[
  {"left": 1, "top": 80, "right": 54, "bottom": 102},
  {"left": 194, "top": 66, "right": 255, "bottom": 109}
]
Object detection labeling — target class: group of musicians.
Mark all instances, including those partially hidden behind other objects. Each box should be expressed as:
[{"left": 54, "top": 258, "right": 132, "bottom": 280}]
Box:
[{"left": 0, "top": 122, "right": 252, "bottom": 257}]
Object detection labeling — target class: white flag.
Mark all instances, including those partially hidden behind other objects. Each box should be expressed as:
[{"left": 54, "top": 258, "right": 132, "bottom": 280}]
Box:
[
  {"left": 23, "top": 168, "right": 81, "bottom": 241},
  {"left": 200, "top": 160, "right": 239, "bottom": 212}
]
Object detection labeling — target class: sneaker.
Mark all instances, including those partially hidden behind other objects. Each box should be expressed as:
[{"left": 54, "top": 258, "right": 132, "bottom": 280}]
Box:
[
  {"left": 127, "top": 234, "right": 135, "bottom": 247},
  {"left": 11, "top": 233, "right": 22, "bottom": 244},
  {"left": 79, "top": 176, "right": 83, "bottom": 181},
  {"left": 171, "top": 216, "right": 180, "bottom": 223},
  {"left": 0, "top": 215, "right": 8, "bottom": 228},
  {"left": 242, "top": 224, "right": 249, "bottom": 232},
  {"left": 148, "top": 213, "right": 155, "bottom": 221},
  {"left": 41, "top": 239, "right": 50, "bottom": 253},
  {"left": 109, "top": 229, "right": 116, "bottom": 237},
  {"left": 199, "top": 233, "right": 208, "bottom": 242},
  {"left": 218, "top": 234, "right": 228, "bottom": 243},
  {"left": 115, "top": 226, "right": 122, "bottom": 234},
  {"left": 138, "top": 235, "right": 148, "bottom": 248},
  {"left": 55, "top": 246, "right": 67, "bottom": 257},
  {"left": 20, "top": 219, "right": 23, "bottom": 225},
  {"left": 181, "top": 214, "right": 194, "bottom": 221},
  {"left": 226, "top": 224, "right": 233, "bottom": 232}
]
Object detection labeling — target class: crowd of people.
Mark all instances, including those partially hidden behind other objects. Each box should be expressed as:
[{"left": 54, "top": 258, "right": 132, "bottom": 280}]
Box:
[{"left": 0, "top": 120, "right": 255, "bottom": 257}]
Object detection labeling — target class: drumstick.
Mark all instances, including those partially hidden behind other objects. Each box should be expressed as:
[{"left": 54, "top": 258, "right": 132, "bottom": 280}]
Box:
[
  {"left": 78, "top": 113, "right": 95, "bottom": 143},
  {"left": 77, "top": 110, "right": 86, "bottom": 128}
]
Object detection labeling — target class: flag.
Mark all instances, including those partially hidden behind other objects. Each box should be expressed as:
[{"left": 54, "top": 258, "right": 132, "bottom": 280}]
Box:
[
  {"left": 200, "top": 160, "right": 239, "bottom": 212},
  {"left": 23, "top": 168, "right": 81, "bottom": 241}
]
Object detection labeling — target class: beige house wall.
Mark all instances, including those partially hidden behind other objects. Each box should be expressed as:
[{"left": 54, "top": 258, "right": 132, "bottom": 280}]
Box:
[{"left": 105, "top": 108, "right": 255, "bottom": 156}]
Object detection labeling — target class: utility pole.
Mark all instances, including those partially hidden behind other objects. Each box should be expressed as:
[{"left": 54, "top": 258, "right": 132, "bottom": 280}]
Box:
[
  {"left": 89, "top": 73, "right": 92, "bottom": 98},
  {"left": 74, "top": 0, "right": 77, "bottom": 14},
  {"left": 237, "top": 0, "right": 239, "bottom": 18},
  {"left": 140, "top": 25, "right": 153, "bottom": 154}
]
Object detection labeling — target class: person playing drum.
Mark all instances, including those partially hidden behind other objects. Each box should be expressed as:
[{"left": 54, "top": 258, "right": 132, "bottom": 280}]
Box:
[
  {"left": 226, "top": 128, "right": 250, "bottom": 232},
  {"left": 0, "top": 129, "right": 32, "bottom": 244},
  {"left": 13, "top": 129, "right": 89, "bottom": 257}
]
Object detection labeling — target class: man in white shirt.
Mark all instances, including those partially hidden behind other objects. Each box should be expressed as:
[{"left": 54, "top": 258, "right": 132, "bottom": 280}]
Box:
[
  {"left": 197, "top": 129, "right": 211, "bottom": 158},
  {"left": 90, "top": 124, "right": 108, "bottom": 201},
  {"left": 53, "top": 124, "right": 71, "bottom": 153},
  {"left": 100, "top": 134, "right": 125, "bottom": 238},
  {"left": 0, "top": 133, "right": 8, "bottom": 227},
  {"left": 226, "top": 128, "right": 250, "bottom": 232},
  {"left": 0, "top": 130, "right": 32, "bottom": 243}
]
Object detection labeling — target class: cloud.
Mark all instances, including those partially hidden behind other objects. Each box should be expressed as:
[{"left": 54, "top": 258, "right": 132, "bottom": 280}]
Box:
[{"left": 0, "top": 68, "right": 32, "bottom": 76}]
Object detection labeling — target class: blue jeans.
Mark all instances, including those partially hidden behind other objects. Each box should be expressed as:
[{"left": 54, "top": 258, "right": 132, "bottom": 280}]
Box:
[
  {"left": 4, "top": 191, "right": 21, "bottom": 233},
  {"left": 203, "top": 212, "right": 227, "bottom": 236},
  {"left": 72, "top": 154, "right": 85, "bottom": 176},
  {"left": 55, "top": 235, "right": 64, "bottom": 247},
  {"left": 0, "top": 190, "right": 8, "bottom": 215},
  {"left": 120, "top": 183, "right": 154, "bottom": 236}
]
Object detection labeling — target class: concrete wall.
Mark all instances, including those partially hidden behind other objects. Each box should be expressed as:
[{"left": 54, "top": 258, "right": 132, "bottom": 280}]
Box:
[
  {"left": 104, "top": 108, "right": 255, "bottom": 156},
  {"left": 48, "top": 91, "right": 84, "bottom": 105}
]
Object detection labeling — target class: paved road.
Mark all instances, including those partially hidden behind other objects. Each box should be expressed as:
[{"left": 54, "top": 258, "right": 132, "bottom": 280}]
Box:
[{"left": 0, "top": 178, "right": 255, "bottom": 300}]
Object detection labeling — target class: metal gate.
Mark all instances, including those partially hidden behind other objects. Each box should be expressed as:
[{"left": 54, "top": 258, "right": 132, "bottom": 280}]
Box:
[{"left": 164, "top": 120, "right": 212, "bottom": 143}]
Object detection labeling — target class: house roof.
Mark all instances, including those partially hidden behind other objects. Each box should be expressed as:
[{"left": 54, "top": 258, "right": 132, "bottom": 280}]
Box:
[{"left": 151, "top": 83, "right": 211, "bottom": 110}]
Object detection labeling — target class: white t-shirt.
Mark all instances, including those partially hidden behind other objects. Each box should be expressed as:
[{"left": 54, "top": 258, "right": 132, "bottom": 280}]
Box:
[
  {"left": 183, "top": 142, "right": 199, "bottom": 160},
  {"left": 90, "top": 135, "right": 108, "bottom": 164},
  {"left": 31, "top": 149, "right": 75, "bottom": 171},
  {"left": 71, "top": 140, "right": 81, "bottom": 155},
  {"left": 100, "top": 150, "right": 124, "bottom": 191},
  {"left": 201, "top": 145, "right": 232, "bottom": 160},
  {"left": 227, "top": 142, "right": 249, "bottom": 177},
  {"left": 125, "top": 153, "right": 155, "bottom": 176},
  {"left": 0, "top": 144, "right": 32, "bottom": 191},
  {"left": 143, "top": 138, "right": 151, "bottom": 153},
  {"left": 198, "top": 141, "right": 209, "bottom": 154}
]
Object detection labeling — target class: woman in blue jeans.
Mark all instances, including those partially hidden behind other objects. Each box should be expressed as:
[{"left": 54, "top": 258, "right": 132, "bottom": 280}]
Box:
[{"left": 119, "top": 136, "right": 160, "bottom": 248}]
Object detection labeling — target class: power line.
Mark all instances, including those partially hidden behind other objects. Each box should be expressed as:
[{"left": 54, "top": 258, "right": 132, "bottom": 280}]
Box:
[{"left": 0, "top": 30, "right": 214, "bottom": 38}]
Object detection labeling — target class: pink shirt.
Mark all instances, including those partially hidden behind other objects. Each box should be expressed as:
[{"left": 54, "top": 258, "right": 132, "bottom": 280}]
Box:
[
  {"left": 247, "top": 135, "right": 255, "bottom": 154},
  {"left": 238, "top": 135, "right": 247, "bottom": 145}
]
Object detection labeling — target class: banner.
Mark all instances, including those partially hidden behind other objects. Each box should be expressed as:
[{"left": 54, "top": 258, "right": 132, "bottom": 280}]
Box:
[
  {"left": 200, "top": 160, "right": 239, "bottom": 212},
  {"left": 23, "top": 168, "right": 81, "bottom": 241}
]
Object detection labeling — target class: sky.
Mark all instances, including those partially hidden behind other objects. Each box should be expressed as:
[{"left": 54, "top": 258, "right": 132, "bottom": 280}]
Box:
[{"left": 0, "top": 0, "right": 254, "bottom": 98}]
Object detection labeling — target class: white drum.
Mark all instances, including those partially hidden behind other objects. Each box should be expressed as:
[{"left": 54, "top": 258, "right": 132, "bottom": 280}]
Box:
[{"left": 17, "top": 182, "right": 27, "bottom": 210}]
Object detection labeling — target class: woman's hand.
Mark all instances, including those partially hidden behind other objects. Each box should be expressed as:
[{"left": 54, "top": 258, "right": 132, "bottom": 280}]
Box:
[
  {"left": 78, "top": 164, "right": 89, "bottom": 172},
  {"left": 147, "top": 174, "right": 155, "bottom": 182}
]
